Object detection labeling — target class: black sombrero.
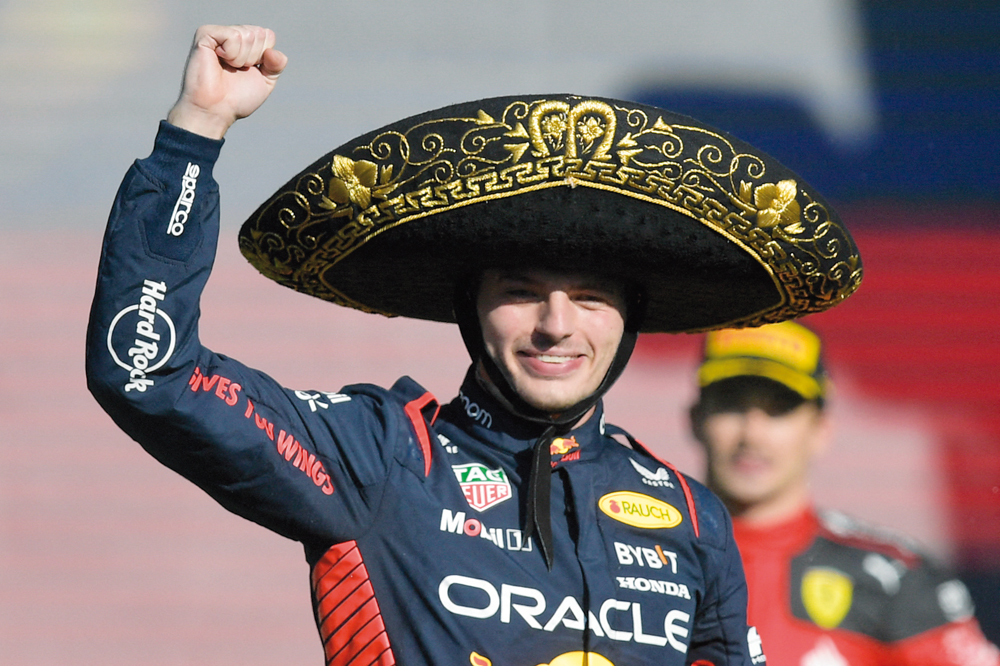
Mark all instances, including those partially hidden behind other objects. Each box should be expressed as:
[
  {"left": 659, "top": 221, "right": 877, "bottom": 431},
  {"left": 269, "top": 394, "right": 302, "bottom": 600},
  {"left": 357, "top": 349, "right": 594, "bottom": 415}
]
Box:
[{"left": 239, "top": 94, "right": 862, "bottom": 333}]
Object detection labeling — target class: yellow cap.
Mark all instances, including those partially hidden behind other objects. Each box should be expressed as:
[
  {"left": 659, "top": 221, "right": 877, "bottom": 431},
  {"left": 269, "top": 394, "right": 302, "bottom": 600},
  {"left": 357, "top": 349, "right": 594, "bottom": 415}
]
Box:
[{"left": 698, "top": 321, "right": 826, "bottom": 400}]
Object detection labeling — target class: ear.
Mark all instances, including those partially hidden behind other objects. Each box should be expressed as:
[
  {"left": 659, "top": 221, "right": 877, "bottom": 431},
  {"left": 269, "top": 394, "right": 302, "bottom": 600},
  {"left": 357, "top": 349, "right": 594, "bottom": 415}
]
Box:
[
  {"left": 689, "top": 401, "right": 707, "bottom": 446},
  {"left": 809, "top": 408, "right": 834, "bottom": 459}
]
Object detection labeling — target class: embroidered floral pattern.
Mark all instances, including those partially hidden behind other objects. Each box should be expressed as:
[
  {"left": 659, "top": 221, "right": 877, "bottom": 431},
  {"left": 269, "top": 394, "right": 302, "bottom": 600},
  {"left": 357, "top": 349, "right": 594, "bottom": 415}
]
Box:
[
  {"left": 741, "top": 179, "right": 805, "bottom": 235},
  {"left": 327, "top": 155, "right": 378, "bottom": 209},
  {"left": 576, "top": 116, "right": 605, "bottom": 152},
  {"left": 540, "top": 113, "right": 568, "bottom": 151}
]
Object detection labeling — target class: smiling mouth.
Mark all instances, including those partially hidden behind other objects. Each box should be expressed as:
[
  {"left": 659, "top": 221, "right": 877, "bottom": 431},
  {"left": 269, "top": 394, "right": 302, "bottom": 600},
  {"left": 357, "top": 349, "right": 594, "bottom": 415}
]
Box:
[
  {"left": 731, "top": 454, "right": 770, "bottom": 473},
  {"left": 536, "top": 354, "right": 574, "bottom": 364},
  {"left": 517, "top": 351, "right": 584, "bottom": 375}
]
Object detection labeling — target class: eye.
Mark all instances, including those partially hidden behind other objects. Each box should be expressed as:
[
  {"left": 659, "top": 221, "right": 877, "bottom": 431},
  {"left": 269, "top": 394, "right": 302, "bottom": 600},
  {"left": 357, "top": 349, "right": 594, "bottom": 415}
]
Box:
[
  {"left": 503, "top": 286, "right": 539, "bottom": 299},
  {"left": 573, "top": 289, "right": 621, "bottom": 309}
]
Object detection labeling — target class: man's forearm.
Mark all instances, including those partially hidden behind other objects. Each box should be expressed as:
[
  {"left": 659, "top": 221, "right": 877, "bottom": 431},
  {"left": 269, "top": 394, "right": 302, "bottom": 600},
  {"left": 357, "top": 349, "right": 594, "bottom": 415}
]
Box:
[{"left": 86, "top": 121, "right": 223, "bottom": 428}]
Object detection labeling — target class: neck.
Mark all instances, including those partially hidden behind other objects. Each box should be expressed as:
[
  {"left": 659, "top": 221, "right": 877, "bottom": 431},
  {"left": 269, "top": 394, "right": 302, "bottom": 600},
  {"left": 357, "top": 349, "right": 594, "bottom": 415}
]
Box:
[{"left": 723, "top": 488, "right": 812, "bottom": 527}]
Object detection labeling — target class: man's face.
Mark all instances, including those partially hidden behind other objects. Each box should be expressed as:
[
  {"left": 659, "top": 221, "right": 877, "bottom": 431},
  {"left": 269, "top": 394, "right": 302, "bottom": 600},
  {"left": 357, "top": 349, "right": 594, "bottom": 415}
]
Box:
[
  {"left": 476, "top": 268, "right": 626, "bottom": 414},
  {"left": 693, "top": 379, "right": 830, "bottom": 517}
]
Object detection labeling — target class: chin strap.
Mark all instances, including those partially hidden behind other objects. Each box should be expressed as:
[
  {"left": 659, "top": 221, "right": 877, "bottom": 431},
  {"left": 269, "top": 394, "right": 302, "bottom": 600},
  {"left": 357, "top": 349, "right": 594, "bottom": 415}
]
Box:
[{"left": 524, "top": 425, "right": 558, "bottom": 570}]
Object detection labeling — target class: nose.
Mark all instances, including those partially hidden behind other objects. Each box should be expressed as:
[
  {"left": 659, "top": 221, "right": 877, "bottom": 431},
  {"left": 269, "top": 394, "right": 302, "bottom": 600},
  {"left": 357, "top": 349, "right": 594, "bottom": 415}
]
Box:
[
  {"left": 535, "top": 290, "right": 575, "bottom": 343},
  {"left": 736, "top": 408, "right": 771, "bottom": 445}
]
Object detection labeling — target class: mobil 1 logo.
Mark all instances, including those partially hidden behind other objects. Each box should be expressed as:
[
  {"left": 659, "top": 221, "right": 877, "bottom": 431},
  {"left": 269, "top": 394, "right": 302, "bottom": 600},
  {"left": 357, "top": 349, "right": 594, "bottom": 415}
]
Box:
[{"left": 106, "top": 279, "right": 175, "bottom": 393}]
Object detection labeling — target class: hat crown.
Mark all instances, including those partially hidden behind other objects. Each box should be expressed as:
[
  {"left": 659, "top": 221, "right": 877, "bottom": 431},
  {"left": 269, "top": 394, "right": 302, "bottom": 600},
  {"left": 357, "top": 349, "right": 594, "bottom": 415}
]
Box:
[{"left": 699, "top": 321, "right": 827, "bottom": 400}]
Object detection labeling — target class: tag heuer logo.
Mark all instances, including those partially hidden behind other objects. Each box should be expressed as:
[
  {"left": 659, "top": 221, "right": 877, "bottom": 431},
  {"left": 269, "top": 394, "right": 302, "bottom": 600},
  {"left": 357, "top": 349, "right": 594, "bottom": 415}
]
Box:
[{"left": 452, "top": 463, "right": 512, "bottom": 512}]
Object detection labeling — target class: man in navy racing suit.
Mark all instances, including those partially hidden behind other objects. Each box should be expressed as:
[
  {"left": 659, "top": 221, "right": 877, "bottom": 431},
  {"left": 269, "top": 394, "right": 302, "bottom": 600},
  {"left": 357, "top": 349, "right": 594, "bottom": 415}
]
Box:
[{"left": 86, "top": 24, "right": 862, "bottom": 666}]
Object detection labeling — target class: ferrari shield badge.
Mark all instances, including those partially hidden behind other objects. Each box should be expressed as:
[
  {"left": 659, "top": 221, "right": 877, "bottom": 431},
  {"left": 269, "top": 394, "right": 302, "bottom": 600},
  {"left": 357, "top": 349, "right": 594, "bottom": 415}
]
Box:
[
  {"left": 452, "top": 463, "right": 512, "bottom": 512},
  {"left": 802, "top": 567, "right": 854, "bottom": 629}
]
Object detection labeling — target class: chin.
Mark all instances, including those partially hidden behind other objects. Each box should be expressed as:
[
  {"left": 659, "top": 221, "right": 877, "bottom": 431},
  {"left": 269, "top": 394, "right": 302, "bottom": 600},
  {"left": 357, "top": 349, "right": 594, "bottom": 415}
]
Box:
[
  {"left": 506, "top": 368, "right": 602, "bottom": 415},
  {"left": 517, "top": 385, "right": 584, "bottom": 414},
  {"left": 727, "top": 487, "right": 776, "bottom": 508},
  {"left": 524, "top": 396, "right": 578, "bottom": 413}
]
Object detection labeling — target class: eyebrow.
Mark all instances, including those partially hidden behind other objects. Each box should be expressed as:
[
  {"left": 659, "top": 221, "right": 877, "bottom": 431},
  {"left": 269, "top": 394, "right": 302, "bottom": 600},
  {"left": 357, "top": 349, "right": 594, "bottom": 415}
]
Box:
[{"left": 494, "top": 270, "right": 619, "bottom": 293}]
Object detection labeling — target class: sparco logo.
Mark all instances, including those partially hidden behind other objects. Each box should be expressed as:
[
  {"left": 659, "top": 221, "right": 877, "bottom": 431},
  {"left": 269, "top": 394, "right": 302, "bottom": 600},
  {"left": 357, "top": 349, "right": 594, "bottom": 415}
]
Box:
[
  {"left": 106, "top": 280, "right": 175, "bottom": 392},
  {"left": 167, "top": 162, "right": 200, "bottom": 236}
]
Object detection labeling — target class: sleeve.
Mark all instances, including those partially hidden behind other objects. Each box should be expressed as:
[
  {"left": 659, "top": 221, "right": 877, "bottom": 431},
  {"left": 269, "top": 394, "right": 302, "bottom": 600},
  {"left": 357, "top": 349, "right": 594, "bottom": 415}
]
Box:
[
  {"left": 85, "top": 121, "right": 403, "bottom": 546},
  {"left": 685, "top": 483, "right": 762, "bottom": 666},
  {"left": 885, "top": 561, "right": 1000, "bottom": 666}
]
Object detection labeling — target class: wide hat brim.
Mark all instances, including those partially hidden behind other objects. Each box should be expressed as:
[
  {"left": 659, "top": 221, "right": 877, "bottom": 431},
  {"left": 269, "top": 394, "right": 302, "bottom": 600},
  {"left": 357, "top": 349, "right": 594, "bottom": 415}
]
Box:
[{"left": 239, "top": 95, "right": 862, "bottom": 333}]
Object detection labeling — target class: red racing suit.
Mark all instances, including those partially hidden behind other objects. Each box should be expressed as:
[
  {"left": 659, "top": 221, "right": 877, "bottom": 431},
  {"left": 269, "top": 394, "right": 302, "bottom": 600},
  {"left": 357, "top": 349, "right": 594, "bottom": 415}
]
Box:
[
  {"left": 85, "top": 121, "right": 763, "bottom": 666},
  {"left": 734, "top": 506, "right": 999, "bottom": 666}
]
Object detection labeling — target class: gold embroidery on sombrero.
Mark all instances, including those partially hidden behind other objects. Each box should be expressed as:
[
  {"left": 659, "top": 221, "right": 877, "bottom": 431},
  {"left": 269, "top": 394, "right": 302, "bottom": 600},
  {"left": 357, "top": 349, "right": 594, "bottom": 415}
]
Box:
[
  {"left": 745, "top": 179, "right": 804, "bottom": 234},
  {"left": 239, "top": 96, "right": 863, "bottom": 327},
  {"left": 325, "top": 155, "right": 378, "bottom": 209}
]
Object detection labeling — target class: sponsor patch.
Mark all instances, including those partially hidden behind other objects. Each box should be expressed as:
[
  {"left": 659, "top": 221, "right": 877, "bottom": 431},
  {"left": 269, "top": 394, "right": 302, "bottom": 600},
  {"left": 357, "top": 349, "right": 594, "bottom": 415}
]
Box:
[
  {"left": 459, "top": 391, "right": 493, "bottom": 428},
  {"left": 629, "top": 458, "right": 675, "bottom": 488},
  {"left": 599, "top": 492, "right": 683, "bottom": 529},
  {"left": 937, "top": 579, "right": 974, "bottom": 622},
  {"left": 862, "top": 553, "right": 904, "bottom": 594},
  {"left": 106, "top": 279, "right": 175, "bottom": 392},
  {"left": 438, "top": 574, "right": 691, "bottom": 652},
  {"left": 294, "top": 390, "right": 351, "bottom": 412},
  {"left": 452, "top": 463, "right": 512, "bottom": 511},
  {"left": 541, "top": 652, "right": 614, "bottom": 666},
  {"left": 439, "top": 509, "right": 533, "bottom": 552},
  {"left": 167, "top": 162, "right": 200, "bottom": 237},
  {"left": 241, "top": 397, "right": 335, "bottom": 495},
  {"left": 616, "top": 576, "right": 691, "bottom": 599},
  {"left": 613, "top": 541, "right": 678, "bottom": 573},
  {"left": 550, "top": 437, "right": 582, "bottom": 467},
  {"left": 550, "top": 437, "right": 579, "bottom": 456},
  {"left": 802, "top": 567, "right": 853, "bottom": 629},
  {"left": 188, "top": 367, "right": 241, "bottom": 406},
  {"left": 438, "top": 433, "right": 458, "bottom": 454},
  {"left": 748, "top": 626, "right": 767, "bottom": 664},
  {"left": 555, "top": 450, "right": 581, "bottom": 466}
]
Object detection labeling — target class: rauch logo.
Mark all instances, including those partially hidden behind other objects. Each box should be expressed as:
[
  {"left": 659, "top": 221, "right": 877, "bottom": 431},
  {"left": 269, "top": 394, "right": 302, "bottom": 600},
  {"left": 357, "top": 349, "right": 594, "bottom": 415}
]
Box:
[{"left": 598, "top": 492, "right": 683, "bottom": 529}]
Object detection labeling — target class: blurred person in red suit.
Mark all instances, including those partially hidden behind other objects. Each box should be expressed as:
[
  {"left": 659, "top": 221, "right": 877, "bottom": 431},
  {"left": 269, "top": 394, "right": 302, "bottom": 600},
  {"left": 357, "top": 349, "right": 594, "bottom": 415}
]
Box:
[{"left": 689, "top": 321, "right": 1000, "bottom": 666}]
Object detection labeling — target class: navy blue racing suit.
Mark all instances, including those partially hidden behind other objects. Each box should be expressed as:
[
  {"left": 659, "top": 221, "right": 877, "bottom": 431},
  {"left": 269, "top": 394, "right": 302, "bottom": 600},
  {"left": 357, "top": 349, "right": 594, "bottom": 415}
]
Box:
[{"left": 86, "top": 122, "right": 762, "bottom": 666}]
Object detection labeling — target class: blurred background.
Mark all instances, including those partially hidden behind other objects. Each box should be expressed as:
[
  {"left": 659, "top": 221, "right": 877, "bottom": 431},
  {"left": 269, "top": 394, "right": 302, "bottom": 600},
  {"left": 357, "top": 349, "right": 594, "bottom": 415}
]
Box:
[{"left": 2, "top": 0, "right": 998, "bottom": 663}]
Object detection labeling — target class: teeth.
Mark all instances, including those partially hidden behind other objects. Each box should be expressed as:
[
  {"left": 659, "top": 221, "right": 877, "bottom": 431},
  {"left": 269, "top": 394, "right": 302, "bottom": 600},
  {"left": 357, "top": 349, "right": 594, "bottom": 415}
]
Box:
[{"left": 537, "top": 355, "right": 571, "bottom": 363}]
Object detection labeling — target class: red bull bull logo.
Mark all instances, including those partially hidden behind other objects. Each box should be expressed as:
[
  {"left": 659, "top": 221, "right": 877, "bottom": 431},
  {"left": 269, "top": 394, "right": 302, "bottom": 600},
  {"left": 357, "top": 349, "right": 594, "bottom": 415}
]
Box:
[{"left": 550, "top": 437, "right": 580, "bottom": 456}]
